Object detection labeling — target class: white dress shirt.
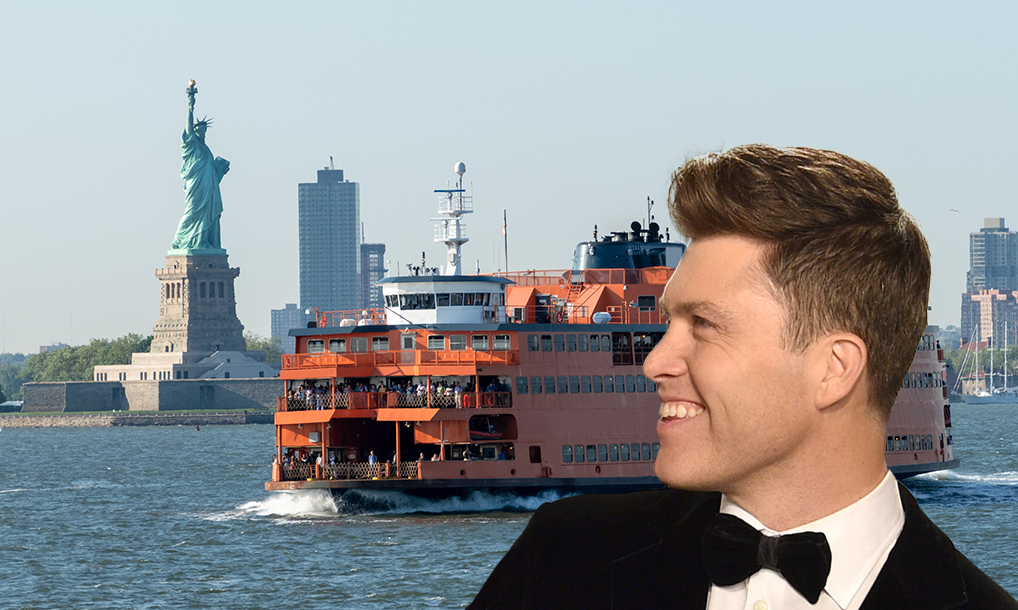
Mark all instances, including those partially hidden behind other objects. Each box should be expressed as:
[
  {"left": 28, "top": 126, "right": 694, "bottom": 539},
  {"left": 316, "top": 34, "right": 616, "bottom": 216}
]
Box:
[{"left": 706, "top": 470, "right": 905, "bottom": 610}]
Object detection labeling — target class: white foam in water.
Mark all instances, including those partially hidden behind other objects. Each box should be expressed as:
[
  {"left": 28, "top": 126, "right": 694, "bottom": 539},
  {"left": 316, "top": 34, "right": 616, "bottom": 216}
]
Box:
[
  {"left": 338, "top": 489, "right": 569, "bottom": 514},
  {"left": 237, "top": 489, "right": 339, "bottom": 518},
  {"left": 915, "top": 470, "right": 1018, "bottom": 484}
]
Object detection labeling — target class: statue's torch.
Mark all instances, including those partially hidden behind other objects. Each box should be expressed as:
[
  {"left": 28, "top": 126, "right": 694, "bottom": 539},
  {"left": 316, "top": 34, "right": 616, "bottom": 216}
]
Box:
[{"left": 186, "top": 79, "right": 197, "bottom": 97}]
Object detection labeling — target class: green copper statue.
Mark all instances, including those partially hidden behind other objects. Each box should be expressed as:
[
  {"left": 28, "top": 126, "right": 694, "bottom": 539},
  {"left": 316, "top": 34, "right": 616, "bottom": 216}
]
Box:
[{"left": 171, "top": 79, "right": 230, "bottom": 253}]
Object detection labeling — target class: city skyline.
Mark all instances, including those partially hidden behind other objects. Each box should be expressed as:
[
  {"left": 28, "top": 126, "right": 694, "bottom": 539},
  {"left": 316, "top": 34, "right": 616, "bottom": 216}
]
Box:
[{"left": 2, "top": 2, "right": 1016, "bottom": 354}]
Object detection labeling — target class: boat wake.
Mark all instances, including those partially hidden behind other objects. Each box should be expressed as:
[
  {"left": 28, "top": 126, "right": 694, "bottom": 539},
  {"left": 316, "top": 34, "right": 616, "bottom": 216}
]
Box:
[
  {"left": 914, "top": 470, "right": 1018, "bottom": 485},
  {"left": 235, "top": 488, "right": 566, "bottom": 519}
]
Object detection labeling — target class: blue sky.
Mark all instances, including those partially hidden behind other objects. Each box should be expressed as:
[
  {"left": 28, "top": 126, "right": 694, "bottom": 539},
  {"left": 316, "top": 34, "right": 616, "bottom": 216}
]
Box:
[{"left": 1, "top": 1, "right": 1015, "bottom": 354}]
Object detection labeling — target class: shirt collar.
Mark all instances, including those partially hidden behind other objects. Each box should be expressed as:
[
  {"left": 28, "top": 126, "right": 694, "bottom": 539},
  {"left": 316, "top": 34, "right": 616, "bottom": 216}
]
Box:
[{"left": 719, "top": 470, "right": 904, "bottom": 609}]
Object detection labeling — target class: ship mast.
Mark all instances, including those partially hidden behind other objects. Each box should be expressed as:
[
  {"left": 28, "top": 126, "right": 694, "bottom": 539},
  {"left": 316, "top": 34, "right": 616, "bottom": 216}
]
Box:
[{"left": 433, "top": 162, "right": 472, "bottom": 276}]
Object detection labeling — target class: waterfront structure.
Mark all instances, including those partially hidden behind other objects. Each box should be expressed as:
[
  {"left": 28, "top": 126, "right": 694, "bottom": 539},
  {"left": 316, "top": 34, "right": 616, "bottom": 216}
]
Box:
[
  {"left": 271, "top": 303, "right": 303, "bottom": 354},
  {"left": 30, "top": 80, "right": 278, "bottom": 412},
  {"left": 360, "top": 243, "right": 386, "bottom": 309},
  {"left": 39, "top": 343, "right": 69, "bottom": 353},
  {"left": 961, "top": 218, "right": 1018, "bottom": 343},
  {"left": 299, "top": 164, "right": 360, "bottom": 314}
]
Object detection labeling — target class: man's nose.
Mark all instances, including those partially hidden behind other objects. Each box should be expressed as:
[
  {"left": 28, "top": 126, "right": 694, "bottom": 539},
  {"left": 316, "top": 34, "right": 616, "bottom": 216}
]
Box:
[{"left": 643, "top": 328, "right": 689, "bottom": 383}]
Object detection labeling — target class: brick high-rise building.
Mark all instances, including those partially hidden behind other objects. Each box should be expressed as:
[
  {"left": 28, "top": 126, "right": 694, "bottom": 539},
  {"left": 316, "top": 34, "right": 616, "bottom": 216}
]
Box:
[{"left": 961, "top": 218, "right": 1018, "bottom": 345}]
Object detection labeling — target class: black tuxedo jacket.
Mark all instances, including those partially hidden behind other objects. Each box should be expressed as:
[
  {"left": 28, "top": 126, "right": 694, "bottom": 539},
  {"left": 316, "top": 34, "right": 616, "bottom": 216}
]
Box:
[{"left": 470, "top": 484, "right": 1016, "bottom": 610}]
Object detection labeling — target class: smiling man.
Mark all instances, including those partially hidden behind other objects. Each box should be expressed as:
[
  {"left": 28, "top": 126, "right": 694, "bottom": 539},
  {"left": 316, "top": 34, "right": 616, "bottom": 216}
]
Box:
[{"left": 469, "top": 145, "right": 1016, "bottom": 610}]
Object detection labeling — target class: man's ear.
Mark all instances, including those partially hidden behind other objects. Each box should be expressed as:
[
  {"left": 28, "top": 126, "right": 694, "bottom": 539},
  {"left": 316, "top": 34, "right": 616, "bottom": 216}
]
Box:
[{"left": 813, "top": 333, "right": 867, "bottom": 411}]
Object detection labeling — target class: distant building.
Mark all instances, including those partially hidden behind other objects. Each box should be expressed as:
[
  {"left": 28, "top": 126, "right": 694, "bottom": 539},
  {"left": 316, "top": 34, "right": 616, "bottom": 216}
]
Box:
[
  {"left": 299, "top": 165, "right": 360, "bottom": 315},
  {"left": 39, "top": 343, "right": 69, "bottom": 353},
  {"left": 961, "top": 289, "right": 1018, "bottom": 348},
  {"left": 939, "top": 325, "right": 962, "bottom": 351},
  {"left": 271, "top": 303, "right": 303, "bottom": 354},
  {"left": 360, "top": 243, "right": 386, "bottom": 309},
  {"left": 961, "top": 218, "right": 1018, "bottom": 344}
]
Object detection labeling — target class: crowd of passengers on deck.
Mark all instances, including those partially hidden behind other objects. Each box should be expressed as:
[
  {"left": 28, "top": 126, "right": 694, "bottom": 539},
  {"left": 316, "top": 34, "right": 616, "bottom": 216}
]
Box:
[{"left": 284, "top": 379, "right": 512, "bottom": 410}]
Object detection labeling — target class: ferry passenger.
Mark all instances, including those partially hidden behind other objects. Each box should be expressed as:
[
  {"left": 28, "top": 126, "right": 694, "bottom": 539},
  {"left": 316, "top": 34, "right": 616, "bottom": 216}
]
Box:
[{"left": 470, "top": 145, "right": 1017, "bottom": 609}]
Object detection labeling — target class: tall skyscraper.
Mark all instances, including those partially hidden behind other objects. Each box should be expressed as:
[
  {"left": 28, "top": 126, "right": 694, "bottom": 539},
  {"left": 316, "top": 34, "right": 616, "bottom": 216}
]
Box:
[
  {"left": 299, "top": 165, "right": 360, "bottom": 314},
  {"left": 270, "top": 303, "right": 303, "bottom": 354},
  {"left": 961, "top": 218, "right": 1018, "bottom": 344},
  {"left": 360, "top": 243, "right": 386, "bottom": 309}
]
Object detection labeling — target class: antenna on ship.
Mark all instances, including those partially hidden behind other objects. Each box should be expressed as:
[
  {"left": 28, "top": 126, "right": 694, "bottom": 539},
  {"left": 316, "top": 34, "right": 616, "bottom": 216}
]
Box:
[{"left": 432, "top": 162, "right": 472, "bottom": 275}]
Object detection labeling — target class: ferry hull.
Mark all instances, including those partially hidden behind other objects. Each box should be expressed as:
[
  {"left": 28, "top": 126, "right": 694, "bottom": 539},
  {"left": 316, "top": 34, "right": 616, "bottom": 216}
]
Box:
[
  {"left": 266, "top": 475, "right": 666, "bottom": 499},
  {"left": 890, "top": 458, "right": 961, "bottom": 480}
]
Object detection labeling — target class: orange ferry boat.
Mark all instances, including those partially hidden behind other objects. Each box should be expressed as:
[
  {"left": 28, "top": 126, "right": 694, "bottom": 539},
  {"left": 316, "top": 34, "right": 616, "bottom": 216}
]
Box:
[{"left": 266, "top": 164, "right": 957, "bottom": 500}]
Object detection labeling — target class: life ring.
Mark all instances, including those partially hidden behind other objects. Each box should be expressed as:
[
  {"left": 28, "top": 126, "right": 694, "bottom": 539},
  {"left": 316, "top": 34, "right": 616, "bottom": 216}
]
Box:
[{"left": 556, "top": 311, "right": 565, "bottom": 323}]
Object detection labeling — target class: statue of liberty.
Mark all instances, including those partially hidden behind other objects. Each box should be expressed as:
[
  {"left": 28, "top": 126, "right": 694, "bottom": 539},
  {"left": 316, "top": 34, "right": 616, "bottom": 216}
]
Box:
[{"left": 171, "top": 79, "right": 230, "bottom": 252}]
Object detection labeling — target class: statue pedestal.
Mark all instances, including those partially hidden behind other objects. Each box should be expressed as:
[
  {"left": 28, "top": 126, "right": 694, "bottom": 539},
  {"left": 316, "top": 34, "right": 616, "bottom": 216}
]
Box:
[{"left": 151, "top": 253, "right": 246, "bottom": 354}]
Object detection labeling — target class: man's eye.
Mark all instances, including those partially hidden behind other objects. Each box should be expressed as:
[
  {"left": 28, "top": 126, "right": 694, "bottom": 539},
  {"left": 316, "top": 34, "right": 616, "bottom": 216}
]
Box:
[{"left": 692, "top": 316, "right": 713, "bottom": 329}]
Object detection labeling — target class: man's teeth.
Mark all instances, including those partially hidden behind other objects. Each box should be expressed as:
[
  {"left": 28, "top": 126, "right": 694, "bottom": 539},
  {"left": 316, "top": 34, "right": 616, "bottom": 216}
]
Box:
[{"left": 659, "top": 402, "right": 704, "bottom": 420}]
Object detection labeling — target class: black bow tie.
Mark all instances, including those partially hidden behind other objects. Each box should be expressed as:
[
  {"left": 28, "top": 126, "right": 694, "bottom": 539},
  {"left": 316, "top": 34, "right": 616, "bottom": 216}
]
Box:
[{"left": 701, "top": 513, "right": 833, "bottom": 604}]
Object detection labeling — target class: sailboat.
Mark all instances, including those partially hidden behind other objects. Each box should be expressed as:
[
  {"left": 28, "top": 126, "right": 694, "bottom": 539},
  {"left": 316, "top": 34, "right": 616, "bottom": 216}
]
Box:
[{"left": 965, "top": 315, "right": 1018, "bottom": 404}]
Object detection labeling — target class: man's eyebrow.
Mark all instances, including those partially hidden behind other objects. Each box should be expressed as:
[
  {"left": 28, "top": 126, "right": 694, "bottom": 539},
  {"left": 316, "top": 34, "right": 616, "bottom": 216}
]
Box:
[{"left": 661, "top": 299, "right": 734, "bottom": 325}]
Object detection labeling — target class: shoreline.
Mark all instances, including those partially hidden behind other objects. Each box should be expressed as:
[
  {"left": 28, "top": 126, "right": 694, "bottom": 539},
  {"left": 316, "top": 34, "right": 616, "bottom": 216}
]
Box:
[{"left": 0, "top": 411, "right": 274, "bottom": 428}]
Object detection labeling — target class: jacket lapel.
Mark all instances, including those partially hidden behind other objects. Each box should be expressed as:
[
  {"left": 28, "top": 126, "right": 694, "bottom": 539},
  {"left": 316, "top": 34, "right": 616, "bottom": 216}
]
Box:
[
  {"left": 860, "top": 483, "right": 968, "bottom": 610},
  {"left": 609, "top": 490, "right": 719, "bottom": 610}
]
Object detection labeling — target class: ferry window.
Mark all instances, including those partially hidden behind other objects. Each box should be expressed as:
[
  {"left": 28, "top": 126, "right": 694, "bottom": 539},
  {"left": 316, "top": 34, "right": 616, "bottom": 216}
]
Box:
[
  {"left": 581, "top": 376, "right": 591, "bottom": 393},
  {"left": 428, "top": 335, "right": 446, "bottom": 350},
  {"left": 541, "top": 335, "right": 553, "bottom": 352},
  {"left": 601, "top": 334, "right": 611, "bottom": 352},
  {"left": 515, "top": 376, "right": 528, "bottom": 394},
  {"left": 494, "top": 335, "right": 511, "bottom": 350},
  {"left": 372, "top": 337, "right": 389, "bottom": 351},
  {"left": 528, "top": 335, "right": 540, "bottom": 352},
  {"left": 652, "top": 443, "right": 659, "bottom": 459},
  {"left": 557, "top": 376, "right": 569, "bottom": 394},
  {"left": 386, "top": 294, "right": 397, "bottom": 308},
  {"left": 636, "top": 375, "right": 646, "bottom": 392},
  {"left": 586, "top": 445, "right": 597, "bottom": 462},
  {"left": 631, "top": 443, "right": 641, "bottom": 460},
  {"left": 612, "top": 332, "right": 633, "bottom": 365},
  {"left": 633, "top": 332, "right": 663, "bottom": 365},
  {"left": 648, "top": 379, "right": 657, "bottom": 392},
  {"left": 886, "top": 436, "right": 894, "bottom": 451},
  {"left": 609, "top": 443, "right": 619, "bottom": 461},
  {"left": 451, "top": 293, "right": 464, "bottom": 306},
  {"left": 554, "top": 334, "right": 565, "bottom": 352},
  {"left": 592, "top": 375, "right": 603, "bottom": 393},
  {"left": 351, "top": 337, "right": 369, "bottom": 352},
  {"left": 436, "top": 293, "right": 450, "bottom": 306},
  {"left": 589, "top": 334, "right": 600, "bottom": 352},
  {"left": 574, "top": 444, "right": 585, "bottom": 462},
  {"left": 605, "top": 375, "right": 615, "bottom": 392},
  {"left": 401, "top": 334, "right": 415, "bottom": 350},
  {"left": 529, "top": 446, "right": 542, "bottom": 464},
  {"left": 530, "top": 376, "right": 542, "bottom": 394},
  {"left": 477, "top": 293, "right": 488, "bottom": 305},
  {"left": 471, "top": 335, "right": 489, "bottom": 350},
  {"left": 329, "top": 339, "right": 346, "bottom": 353},
  {"left": 449, "top": 335, "right": 467, "bottom": 350},
  {"left": 597, "top": 444, "right": 608, "bottom": 462},
  {"left": 562, "top": 445, "right": 573, "bottom": 463},
  {"left": 464, "top": 293, "right": 475, "bottom": 306},
  {"left": 894, "top": 436, "right": 902, "bottom": 451},
  {"left": 616, "top": 375, "right": 626, "bottom": 393},
  {"left": 641, "top": 443, "right": 652, "bottom": 461},
  {"left": 637, "top": 295, "right": 656, "bottom": 311},
  {"left": 566, "top": 334, "right": 577, "bottom": 352},
  {"left": 545, "top": 376, "right": 556, "bottom": 394},
  {"left": 569, "top": 376, "right": 580, "bottom": 393},
  {"left": 620, "top": 443, "right": 630, "bottom": 461},
  {"left": 578, "top": 334, "right": 589, "bottom": 351},
  {"left": 308, "top": 340, "right": 325, "bottom": 353}
]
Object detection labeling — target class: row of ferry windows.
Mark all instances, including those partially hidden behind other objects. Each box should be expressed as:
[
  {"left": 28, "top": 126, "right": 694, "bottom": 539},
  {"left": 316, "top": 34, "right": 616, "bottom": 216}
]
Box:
[
  {"left": 918, "top": 335, "right": 936, "bottom": 351},
  {"left": 384, "top": 292, "right": 505, "bottom": 310},
  {"left": 515, "top": 374, "right": 657, "bottom": 394},
  {"left": 562, "top": 442, "right": 660, "bottom": 463},
  {"left": 902, "top": 371, "right": 943, "bottom": 389},
  {"left": 307, "top": 334, "right": 512, "bottom": 353},
  {"left": 886, "top": 434, "right": 940, "bottom": 452}
]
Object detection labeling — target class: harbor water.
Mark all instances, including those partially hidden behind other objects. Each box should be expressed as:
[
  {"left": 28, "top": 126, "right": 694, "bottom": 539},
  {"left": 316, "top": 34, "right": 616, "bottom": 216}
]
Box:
[{"left": 2, "top": 403, "right": 1016, "bottom": 609}]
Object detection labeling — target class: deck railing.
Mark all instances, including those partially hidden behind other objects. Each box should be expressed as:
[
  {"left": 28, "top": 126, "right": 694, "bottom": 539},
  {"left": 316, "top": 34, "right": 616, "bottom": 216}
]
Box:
[
  {"left": 280, "top": 461, "right": 423, "bottom": 481},
  {"left": 282, "top": 349, "right": 520, "bottom": 371},
  {"left": 276, "top": 391, "right": 512, "bottom": 412}
]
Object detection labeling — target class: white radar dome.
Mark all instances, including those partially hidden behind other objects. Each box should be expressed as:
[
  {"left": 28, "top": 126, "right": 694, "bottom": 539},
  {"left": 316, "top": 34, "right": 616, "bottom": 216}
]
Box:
[{"left": 455, "top": 162, "right": 466, "bottom": 176}]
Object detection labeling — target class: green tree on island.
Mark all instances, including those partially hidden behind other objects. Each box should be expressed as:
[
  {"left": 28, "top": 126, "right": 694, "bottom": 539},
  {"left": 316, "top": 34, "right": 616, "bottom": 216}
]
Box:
[
  {"left": 18, "top": 334, "right": 153, "bottom": 384},
  {"left": 244, "top": 332, "right": 283, "bottom": 364}
]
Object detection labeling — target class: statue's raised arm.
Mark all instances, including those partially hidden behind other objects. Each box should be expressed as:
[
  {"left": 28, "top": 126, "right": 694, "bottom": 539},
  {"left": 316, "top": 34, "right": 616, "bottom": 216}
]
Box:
[{"left": 170, "top": 79, "right": 228, "bottom": 254}]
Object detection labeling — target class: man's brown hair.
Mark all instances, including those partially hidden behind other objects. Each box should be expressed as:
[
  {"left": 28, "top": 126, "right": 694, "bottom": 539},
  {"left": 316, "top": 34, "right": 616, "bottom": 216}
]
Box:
[{"left": 668, "top": 144, "right": 930, "bottom": 417}]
